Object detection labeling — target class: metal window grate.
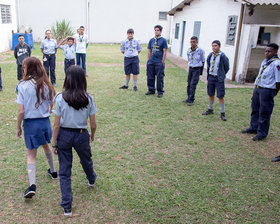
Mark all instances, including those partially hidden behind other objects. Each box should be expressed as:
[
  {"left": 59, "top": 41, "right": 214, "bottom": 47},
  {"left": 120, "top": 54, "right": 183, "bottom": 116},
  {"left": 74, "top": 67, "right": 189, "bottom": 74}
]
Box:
[
  {"left": 226, "top": 15, "right": 238, "bottom": 46},
  {"left": 193, "top": 21, "right": 201, "bottom": 41},
  {"left": 175, "top": 23, "right": 180, "bottom": 39},
  {"left": 1, "top": 4, "right": 12, "bottom": 24},
  {"left": 159, "top": 12, "right": 168, "bottom": 20}
]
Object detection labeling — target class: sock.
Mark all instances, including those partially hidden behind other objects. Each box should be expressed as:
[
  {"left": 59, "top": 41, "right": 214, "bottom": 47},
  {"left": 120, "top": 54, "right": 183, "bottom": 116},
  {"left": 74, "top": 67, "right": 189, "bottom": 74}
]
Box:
[
  {"left": 27, "top": 164, "right": 36, "bottom": 186},
  {"left": 133, "top": 80, "right": 138, "bottom": 87},
  {"left": 45, "top": 152, "right": 56, "bottom": 173},
  {"left": 125, "top": 79, "right": 130, "bottom": 87},
  {"left": 220, "top": 103, "right": 225, "bottom": 113},
  {"left": 208, "top": 101, "right": 214, "bottom": 110}
]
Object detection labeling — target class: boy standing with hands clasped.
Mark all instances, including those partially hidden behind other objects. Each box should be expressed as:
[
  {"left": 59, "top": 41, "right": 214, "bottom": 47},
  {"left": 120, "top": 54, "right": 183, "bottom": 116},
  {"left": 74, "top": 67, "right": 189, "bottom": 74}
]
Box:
[
  {"left": 119, "top": 28, "right": 142, "bottom": 91},
  {"left": 202, "top": 40, "right": 229, "bottom": 121},
  {"left": 184, "top": 36, "right": 205, "bottom": 106},
  {"left": 146, "top": 25, "right": 168, "bottom": 98}
]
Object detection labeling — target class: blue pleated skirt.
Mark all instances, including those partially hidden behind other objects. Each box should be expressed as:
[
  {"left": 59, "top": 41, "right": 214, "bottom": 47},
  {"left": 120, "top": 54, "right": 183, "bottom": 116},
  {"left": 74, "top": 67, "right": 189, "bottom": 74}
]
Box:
[{"left": 23, "top": 117, "right": 52, "bottom": 150}]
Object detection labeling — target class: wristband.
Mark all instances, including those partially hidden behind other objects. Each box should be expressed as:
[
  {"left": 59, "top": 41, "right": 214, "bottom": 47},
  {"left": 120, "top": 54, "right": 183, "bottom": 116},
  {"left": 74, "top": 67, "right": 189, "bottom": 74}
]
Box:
[{"left": 52, "top": 145, "right": 58, "bottom": 148}]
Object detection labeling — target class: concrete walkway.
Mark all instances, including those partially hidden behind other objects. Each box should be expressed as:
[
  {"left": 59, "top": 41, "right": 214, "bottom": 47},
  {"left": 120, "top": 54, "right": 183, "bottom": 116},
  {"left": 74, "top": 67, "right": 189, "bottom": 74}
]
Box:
[{"left": 167, "top": 52, "right": 254, "bottom": 89}]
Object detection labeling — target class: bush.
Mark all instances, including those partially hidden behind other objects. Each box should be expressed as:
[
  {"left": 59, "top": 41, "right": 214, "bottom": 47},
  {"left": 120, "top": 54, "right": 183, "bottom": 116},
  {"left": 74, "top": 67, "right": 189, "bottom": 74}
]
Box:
[{"left": 51, "top": 19, "right": 74, "bottom": 42}]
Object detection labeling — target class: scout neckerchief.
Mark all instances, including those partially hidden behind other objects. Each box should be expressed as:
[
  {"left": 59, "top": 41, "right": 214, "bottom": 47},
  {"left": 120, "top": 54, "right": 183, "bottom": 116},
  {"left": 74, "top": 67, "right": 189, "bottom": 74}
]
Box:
[
  {"left": 79, "top": 34, "right": 84, "bottom": 43},
  {"left": 152, "top": 35, "right": 161, "bottom": 55},
  {"left": 128, "top": 38, "right": 133, "bottom": 52},
  {"left": 210, "top": 51, "right": 221, "bottom": 73},
  {"left": 15, "top": 78, "right": 36, "bottom": 94},
  {"left": 256, "top": 55, "right": 279, "bottom": 84},
  {"left": 190, "top": 47, "right": 197, "bottom": 61}
]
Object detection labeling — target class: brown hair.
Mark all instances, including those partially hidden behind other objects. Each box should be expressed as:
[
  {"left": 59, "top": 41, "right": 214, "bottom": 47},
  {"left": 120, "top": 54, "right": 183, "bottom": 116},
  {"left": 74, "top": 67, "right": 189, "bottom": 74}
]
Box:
[{"left": 22, "top": 57, "right": 55, "bottom": 108}]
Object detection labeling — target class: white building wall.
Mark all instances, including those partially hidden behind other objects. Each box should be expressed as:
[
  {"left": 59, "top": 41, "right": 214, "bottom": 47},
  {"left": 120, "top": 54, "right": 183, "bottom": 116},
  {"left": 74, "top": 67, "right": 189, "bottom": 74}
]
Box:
[
  {"left": 17, "top": 0, "right": 173, "bottom": 43},
  {"left": 17, "top": 0, "right": 87, "bottom": 42},
  {"left": 90, "top": 0, "right": 172, "bottom": 43},
  {"left": 170, "top": 0, "right": 242, "bottom": 79},
  {"left": 0, "top": 0, "right": 17, "bottom": 52}
]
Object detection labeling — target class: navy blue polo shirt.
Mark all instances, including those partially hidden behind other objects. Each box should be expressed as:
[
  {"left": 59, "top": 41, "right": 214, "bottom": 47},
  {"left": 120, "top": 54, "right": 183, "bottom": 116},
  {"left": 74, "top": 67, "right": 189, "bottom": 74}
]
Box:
[{"left": 147, "top": 37, "right": 168, "bottom": 64}]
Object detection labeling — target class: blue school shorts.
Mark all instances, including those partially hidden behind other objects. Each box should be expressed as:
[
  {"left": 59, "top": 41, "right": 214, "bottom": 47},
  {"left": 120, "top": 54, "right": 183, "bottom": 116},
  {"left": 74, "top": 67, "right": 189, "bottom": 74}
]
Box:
[
  {"left": 23, "top": 117, "right": 52, "bottom": 150},
  {"left": 207, "top": 75, "right": 225, "bottom": 98},
  {"left": 124, "top": 56, "right": 140, "bottom": 75}
]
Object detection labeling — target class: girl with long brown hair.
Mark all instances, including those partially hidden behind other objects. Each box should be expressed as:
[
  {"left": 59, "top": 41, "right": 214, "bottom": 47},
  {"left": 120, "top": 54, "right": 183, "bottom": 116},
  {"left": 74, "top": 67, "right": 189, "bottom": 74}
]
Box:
[{"left": 16, "top": 57, "right": 57, "bottom": 199}]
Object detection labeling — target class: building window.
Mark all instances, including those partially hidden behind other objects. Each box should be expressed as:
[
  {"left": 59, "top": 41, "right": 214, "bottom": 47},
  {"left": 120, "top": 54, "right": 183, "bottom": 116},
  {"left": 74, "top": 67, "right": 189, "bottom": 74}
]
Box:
[
  {"left": 1, "top": 4, "right": 12, "bottom": 24},
  {"left": 175, "top": 23, "right": 180, "bottom": 39},
  {"left": 159, "top": 12, "right": 167, "bottom": 20},
  {"left": 257, "top": 27, "right": 271, "bottom": 46},
  {"left": 193, "top": 21, "right": 201, "bottom": 41},
  {"left": 226, "top": 15, "right": 238, "bottom": 46}
]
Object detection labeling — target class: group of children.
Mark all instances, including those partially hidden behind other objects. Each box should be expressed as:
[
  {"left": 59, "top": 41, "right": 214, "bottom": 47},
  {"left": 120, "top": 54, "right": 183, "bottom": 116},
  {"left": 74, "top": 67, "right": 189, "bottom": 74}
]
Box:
[
  {"left": 40, "top": 26, "right": 88, "bottom": 86},
  {"left": 120, "top": 26, "right": 229, "bottom": 118},
  {"left": 10, "top": 24, "right": 280, "bottom": 217},
  {"left": 183, "top": 36, "right": 229, "bottom": 121},
  {"left": 16, "top": 57, "right": 96, "bottom": 216}
]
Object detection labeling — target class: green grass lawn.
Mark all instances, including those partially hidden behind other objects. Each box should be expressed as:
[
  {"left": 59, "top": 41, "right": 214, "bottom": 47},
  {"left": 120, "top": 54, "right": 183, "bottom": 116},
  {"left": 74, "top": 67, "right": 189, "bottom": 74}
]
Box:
[{"left": 0, "top": 44, "right": 280, "bottom": 223}]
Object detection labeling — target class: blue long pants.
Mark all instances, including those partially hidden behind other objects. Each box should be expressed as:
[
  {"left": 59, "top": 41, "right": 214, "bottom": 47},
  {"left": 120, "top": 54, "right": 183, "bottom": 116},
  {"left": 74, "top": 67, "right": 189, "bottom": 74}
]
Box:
[
  {"left": 57, "top": 128, "right": 96, "bottom": 209},
  {"left": 249, "top": 87, "right": 276, "bottom": 138},
  {"left": 146, "top": 63, "right": 165, "bottom": 94}
]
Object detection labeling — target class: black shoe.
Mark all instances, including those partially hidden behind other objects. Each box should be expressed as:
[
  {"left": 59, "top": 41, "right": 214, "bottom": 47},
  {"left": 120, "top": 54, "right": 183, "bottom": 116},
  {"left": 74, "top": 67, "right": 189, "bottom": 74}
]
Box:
[
  {"left": 182, "top": 99, "right": 189, "bottom": 103},
  {"left": 272, "top": 156, "right": 280, "bottom": 162},
  {"left": 24, "top": 184, "right": 36, "bottom": 199},
  {"left": 64, "top": 208, "right": 72, "bottom": 217},
  {"left": 157, "top": 94, "right": 163, "bottom": 98},
  {"left": 48, "top": 169, "right": 58, "bottom": 179},
  {"left": 202, "top": 109, "right": 214, "bottom": 115},
  {"left": 187, "top": 102, "right": 194, "bottom": 106},
  {"left": 133, "top": 86, "right": 138, "bottom": 91},
  {"left": 220, "top": 113, "right": 227, "bottom": 121},
  {"left": 145, "top": 91, "right": 155, "bottom": 95},
  {"left": 119, "top": 85, "right": 128, "bottom": 89},
  {"left": 252, "top": 135, "right": 265, "bottom": 141},
  {"left": 241, "top": 128, "right": 257, "bottom": 134}
]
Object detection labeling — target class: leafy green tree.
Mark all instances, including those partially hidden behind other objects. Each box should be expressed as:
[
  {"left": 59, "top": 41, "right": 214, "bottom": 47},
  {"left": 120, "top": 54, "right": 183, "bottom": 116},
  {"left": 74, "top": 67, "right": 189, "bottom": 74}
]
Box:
[{"left": 51, "top": 19, "right": 74, "bottom": 42}]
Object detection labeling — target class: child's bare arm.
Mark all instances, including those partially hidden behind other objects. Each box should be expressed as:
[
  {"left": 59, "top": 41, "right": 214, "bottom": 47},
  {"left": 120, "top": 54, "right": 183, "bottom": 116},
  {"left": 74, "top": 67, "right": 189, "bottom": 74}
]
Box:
[
  {"left": 89, "top": 114, "right": 97, "bottom": 142},
  {"left": 17, "top": 105, "right": 24, "bottom": 138}
]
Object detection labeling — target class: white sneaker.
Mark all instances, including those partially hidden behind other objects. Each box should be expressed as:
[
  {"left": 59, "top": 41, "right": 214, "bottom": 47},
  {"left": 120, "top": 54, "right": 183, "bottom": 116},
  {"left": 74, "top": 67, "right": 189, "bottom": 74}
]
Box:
[{"left": 64, "top": 208, "right": 72, "bottom": 217}]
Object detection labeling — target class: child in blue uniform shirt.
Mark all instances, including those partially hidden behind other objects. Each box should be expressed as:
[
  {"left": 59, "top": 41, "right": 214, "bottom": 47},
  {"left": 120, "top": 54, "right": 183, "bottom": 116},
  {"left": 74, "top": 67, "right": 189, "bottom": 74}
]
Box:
[
  {"left": 242, "top": 43, "right": 280, "bottom": 143},
  {"left": 52, "top": 65, "right": 97, "bottom": 217},
  {"left": 58, "top": 37, "right": 76, "bottom": 74},
  {"left": 202, "top": 40, "right": 229, "bottom": 121},
  {"left": 146, "top": 25, "right": 168, "bottom": 98},
  {"left": 119, "top": 28, "right": 142, "bottom": 91},
  {"left": 41, "top": 30, "right": 58, "bottom": 86},
  {"left": 184, "top": 36, "right": 205, "bottom": 106},
  {"left": 16, "top": 57, "right": 57, "bottom": 199}
]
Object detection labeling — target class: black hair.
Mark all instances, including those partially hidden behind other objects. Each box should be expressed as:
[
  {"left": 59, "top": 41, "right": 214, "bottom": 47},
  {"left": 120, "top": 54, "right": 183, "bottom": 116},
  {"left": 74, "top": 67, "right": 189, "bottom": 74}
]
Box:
[
  {"left": 212, "top": 40, "right": 221, "bottom": 46},
  {"left": 267, "top": 43, "right": 279, "bottom": 51},
  {"left": 127, "top": 28, "right": 134, "bottom": 34},
  {"left": 154, "top": 25, "right": 163, "bottom": 32},
  {"left": 18, "top": 34, "right": 24, "bottom": 38},
  {"left": 191, "top": 36, "right": 198, "bottom": 41},
  {"left": 80, "top": 26, "right": 85, "bottom": 29},
  {"left": 62, "top": 65, "right": 89, "bottom": 110},
  {"left": 67, "top": 37, "right": 74, "bottom": 42}
]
